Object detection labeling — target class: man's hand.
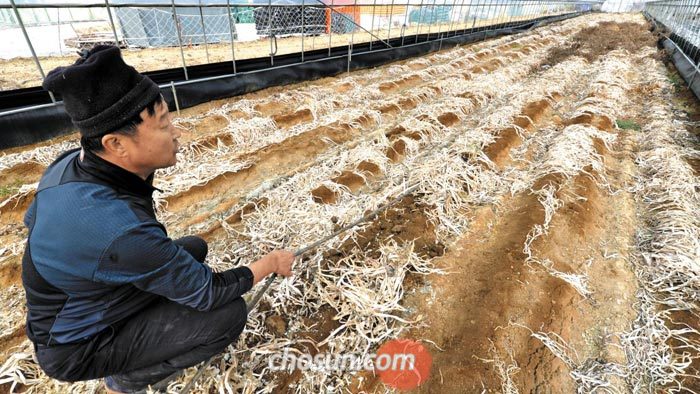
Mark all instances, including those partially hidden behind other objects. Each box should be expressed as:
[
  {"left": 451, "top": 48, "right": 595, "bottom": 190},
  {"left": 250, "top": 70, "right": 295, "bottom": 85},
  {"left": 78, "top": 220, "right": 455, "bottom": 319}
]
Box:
[
  {"left": 248, "top": 250, "right": 295, "bottom": 285},
  {"left": 267, "top": 250, "right": 295, "bottom": 277}
]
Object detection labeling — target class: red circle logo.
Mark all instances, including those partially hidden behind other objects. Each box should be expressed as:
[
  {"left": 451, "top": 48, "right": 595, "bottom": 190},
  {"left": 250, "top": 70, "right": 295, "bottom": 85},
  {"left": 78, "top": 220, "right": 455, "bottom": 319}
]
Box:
[{"left": 375, "top": 339, "right": 432, "bottom": 390}]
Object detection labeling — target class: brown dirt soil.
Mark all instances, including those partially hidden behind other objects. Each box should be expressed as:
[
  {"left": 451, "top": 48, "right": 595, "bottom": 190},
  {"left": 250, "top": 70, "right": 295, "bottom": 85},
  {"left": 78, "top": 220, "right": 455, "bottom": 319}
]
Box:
[
  {"left": 385, "top": 125, "right": 407, "bottom": 140},
  {"left": 187, "top": 107, "right": 313, "bottom": 147},
  {"left": 0, "top": 256, "right": 22, "bottom": 288},
  {"left": 485, "top": 97, "right": 558, "bottom": 169},
  {"left": 197, "top": 198, "right": 269, "bottom": 241},
  {"left": 356, "top": 160, "right": 381, "bottom": 176},
  {"left": 0, "top": 211, "right": 27, "bottom": 286},
  {"left": 0, "top": 162, "right": 44, "bottom": 193},
  {"left": 377, "top": 102, "right": 402, "bottom": 116},
  {"left": 0, "top": 192, "right": 34, "bottom": 227},
  {"left": 484, "top": 126, "right": 521, "bottom": 167},
  {"left": 591, "top": 136, "right": 610, "bottom": 156},
  {"left": 566, "top": 112, "right": 616, "bottom": 132},
  {"left": 194, "top": 114, "right": 229, "bottom": 134},
  {"left": 386, "top": 139, "right": 408, "bottom": 162},
  {"left": 378, "top": 75, "right": 424, "bottom": 94},
  {"left": 198, "top": 131, "right": 235, "bottom": 149},
  {"left": 478, "top": 58, "right": 505, "bottom": 73},
  {"left": 356, "top": 142, "right": 640, "bottom": 392},
  {"left": 669, "top": 310, "right": 700, "bottom": 392},
  {"left": 268, "top": 307, "right": 341, "bottom": 393},
  {"left": 327, "top": 195, "right": 445, "bottom": 261},
  {"left": 459, "top": 91, "right": 493, "bottom": 105},
  {"left": 437, "top": 112, "right": 461, "bottom": 127},
  {"left": 520, "top": 98, "right": 553, "bottom": 125},
  {"left": 540, "top": 21, "right": 658, "bottom": 68},
  {"left": 311, "top": 185, "right": 339, "bottom": 205},
  {"left": 272, "top": 109, "right": 314, "bottom": 129},
  {"left": 331, "top": 171, "right": 366, "bottom": 192},
  {"left": 0, "top": 326, "right": 26, "bottom": 367},
  {"left": 254, "top": 101, "right": 290, "bottom": 117}
]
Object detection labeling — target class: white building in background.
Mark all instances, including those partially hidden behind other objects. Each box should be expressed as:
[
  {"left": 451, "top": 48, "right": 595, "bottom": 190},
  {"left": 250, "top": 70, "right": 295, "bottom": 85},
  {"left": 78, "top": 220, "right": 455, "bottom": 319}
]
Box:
[
  {"left": 601, "top": 0, "right": 648, "bottom": 12},
  {"left": 0, "top": 0, "right": 260, "bottom": 58},
  {"left": 0, "top": 0, "right": 113, "bottom": 58}
]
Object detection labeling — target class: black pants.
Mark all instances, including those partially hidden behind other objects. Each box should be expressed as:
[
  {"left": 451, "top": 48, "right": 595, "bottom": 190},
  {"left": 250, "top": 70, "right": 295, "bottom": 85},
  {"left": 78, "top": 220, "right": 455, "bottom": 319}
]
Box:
[{"left": 35, "top": 236, "right": 248, "bottom": 392}]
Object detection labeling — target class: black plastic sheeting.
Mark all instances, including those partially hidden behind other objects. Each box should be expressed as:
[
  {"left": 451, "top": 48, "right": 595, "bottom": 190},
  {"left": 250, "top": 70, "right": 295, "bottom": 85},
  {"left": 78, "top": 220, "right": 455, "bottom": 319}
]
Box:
[
  {"left": 645, "top": 12, "right": 700, "bottom": 101},
  {"left": 663, "top": 39, "right": 700, "bottom": 101},
  {"left": 0, "top": 12, "right": 584, "bottom": 149}
]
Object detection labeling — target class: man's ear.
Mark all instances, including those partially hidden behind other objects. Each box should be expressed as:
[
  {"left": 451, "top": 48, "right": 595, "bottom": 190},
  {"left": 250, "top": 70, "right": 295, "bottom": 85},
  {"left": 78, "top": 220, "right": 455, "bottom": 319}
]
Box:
[{"left": 101, "top": 133, "right": 128, "bottom": 157}]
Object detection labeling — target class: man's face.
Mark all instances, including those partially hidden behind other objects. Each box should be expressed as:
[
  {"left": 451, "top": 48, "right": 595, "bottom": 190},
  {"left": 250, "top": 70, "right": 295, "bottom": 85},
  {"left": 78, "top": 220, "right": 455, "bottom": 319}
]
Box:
[{"left": 123, "top": 100, "right": 181, "bottom": 172}]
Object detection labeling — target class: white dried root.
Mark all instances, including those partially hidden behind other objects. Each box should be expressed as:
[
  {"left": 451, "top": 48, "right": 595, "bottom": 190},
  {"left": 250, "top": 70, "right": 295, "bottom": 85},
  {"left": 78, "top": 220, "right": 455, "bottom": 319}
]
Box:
[{"left": 619, "top": 57, "right": 700, "bottom": 394}]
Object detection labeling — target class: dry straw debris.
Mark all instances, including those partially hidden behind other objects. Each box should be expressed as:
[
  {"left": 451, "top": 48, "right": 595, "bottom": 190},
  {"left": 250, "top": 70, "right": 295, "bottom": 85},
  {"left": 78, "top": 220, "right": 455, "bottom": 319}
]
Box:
[{"left": 0, "top": 13, "right": 696, "bottom": 394}]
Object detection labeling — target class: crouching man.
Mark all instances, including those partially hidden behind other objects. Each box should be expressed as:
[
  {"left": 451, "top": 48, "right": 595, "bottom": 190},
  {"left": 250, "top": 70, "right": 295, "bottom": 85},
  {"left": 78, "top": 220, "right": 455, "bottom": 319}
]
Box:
[{"left": 21, "top": 45, "right": 294, "bottom": 393}]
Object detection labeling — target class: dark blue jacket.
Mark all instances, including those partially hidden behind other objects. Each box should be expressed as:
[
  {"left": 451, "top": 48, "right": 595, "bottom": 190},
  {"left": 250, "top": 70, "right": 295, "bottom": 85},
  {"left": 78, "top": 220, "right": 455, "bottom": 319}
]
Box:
[{"left": 22, "top": 148, "right": 254, "bottom": 346}]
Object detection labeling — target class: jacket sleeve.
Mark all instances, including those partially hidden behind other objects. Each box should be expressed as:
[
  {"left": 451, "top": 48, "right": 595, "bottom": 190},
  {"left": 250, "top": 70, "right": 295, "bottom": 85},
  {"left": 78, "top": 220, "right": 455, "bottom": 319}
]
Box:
[
  {"left": 94, "top": 222, "right": 254, "bottom": 311},
  {"left": 24, "top": 199, "right": 37, "bottom": 229}
]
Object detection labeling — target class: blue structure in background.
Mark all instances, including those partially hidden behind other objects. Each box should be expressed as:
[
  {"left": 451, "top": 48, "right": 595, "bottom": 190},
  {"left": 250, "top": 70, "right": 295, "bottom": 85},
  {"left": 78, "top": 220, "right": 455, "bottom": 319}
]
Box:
[
  {"left": 114, "top": 0, "right": 348, "bottom": 47},
  {"left": 409, "top": 5, "right": 452, "bottom": 24},
  {"left": 113, "top": 0, "right": 250, "bottom": 47}
]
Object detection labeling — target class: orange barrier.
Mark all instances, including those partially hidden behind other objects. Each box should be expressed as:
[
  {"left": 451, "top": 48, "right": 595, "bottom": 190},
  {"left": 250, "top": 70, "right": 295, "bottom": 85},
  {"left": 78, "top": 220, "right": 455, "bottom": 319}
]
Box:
[{"left": 325, "top": 6, "right": 361, "bottom": 33}]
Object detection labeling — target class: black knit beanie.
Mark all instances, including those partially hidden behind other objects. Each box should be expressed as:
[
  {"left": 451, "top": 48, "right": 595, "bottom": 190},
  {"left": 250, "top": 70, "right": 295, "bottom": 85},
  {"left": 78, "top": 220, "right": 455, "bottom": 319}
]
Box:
[{"left": 42, "top": 45, "right": 161, "bottom": 138}]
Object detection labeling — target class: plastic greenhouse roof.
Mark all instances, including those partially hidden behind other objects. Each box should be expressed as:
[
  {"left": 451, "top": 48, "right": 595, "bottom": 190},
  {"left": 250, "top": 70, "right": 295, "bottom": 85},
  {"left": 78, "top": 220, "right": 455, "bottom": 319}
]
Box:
[{"left": 0, "top": 0, "right": 354, "bottom": 4}]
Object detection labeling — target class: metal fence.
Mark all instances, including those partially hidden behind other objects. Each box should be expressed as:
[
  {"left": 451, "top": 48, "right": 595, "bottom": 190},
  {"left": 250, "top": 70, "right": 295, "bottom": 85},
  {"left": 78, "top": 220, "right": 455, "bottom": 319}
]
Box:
[
  {"left": 0, "top": 0, "right": 600, "bottom": 92},
  {"left": 645, "top": 0, "right": 700, "bottom": 79}
]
